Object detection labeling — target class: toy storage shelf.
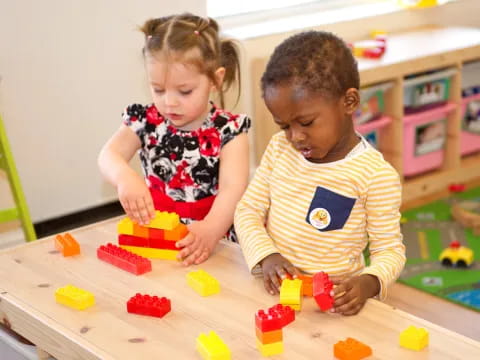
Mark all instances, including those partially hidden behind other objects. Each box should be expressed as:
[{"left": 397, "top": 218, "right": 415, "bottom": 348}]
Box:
[{"left": 251, "top": 26, "right": 480, "bottom": 204}]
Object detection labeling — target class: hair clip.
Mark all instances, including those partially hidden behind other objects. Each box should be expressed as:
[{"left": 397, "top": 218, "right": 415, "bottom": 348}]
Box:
[{"left": 194, "top": 30, "right": 200, "bottom": 35}]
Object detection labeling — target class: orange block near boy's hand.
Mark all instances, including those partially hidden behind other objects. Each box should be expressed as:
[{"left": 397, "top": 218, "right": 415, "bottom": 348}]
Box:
[{"left": 55, "top": 233, "right": 80, "bottom": 256}]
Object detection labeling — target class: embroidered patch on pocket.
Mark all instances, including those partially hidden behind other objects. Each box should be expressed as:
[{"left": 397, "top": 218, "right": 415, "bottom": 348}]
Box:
[{"left": 306, "top": 187, "right": 356, "bottom": 232}]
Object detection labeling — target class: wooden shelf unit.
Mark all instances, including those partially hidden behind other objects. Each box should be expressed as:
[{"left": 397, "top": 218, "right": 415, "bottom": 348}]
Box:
[{"left": 251, "top": 26, "right": 480, "bottom": 204}]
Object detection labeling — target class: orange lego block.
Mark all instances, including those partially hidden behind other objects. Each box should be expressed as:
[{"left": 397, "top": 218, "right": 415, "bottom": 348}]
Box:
[
  {"left": 298, "top": 275, "right": 313, "bottom": 296},
  {"left": 334, "top": 337, "right": 372, "bottom": 360},
  {"left": 55, "top": 233, "right": 80, "bottom": 257},
  {"left": 255, "top": 326, "right": 283, "bottom": 344},
  {"left": 132, "top": 223, "right": 149, "bottom": 238},
  {"left": 164, "top": 223, "right": 188, "bottom": 241},
  {"left": 149, "top": 227, "right": 165, "bottom": 240}
]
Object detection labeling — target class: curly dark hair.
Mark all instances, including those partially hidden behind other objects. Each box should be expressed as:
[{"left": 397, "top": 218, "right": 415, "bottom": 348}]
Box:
[{"left": 261, "top": 31, "right": 359, "bottom": 100}]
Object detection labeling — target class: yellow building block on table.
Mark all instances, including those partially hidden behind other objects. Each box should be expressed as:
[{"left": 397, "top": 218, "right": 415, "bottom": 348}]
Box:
[
  {"left": 120, "top": 245, "right": 179, "bottom": 260},
  {"left": 280, "top": 278, "right": 303, "bottom": 310},
  {"left": 187, "top": 269, "right": 220, "bottom": 296},
  {"left": 399, "top": 326, "right": 429, "bottom": 351},
  {"left": 55, "top": 285, "right": 95, "bottom": 310},
  {"left": 117, "top": 217, "right": 134, "bottom": 235},
  {"left": 196, "top": 331, "right": 231, "bottom": 360},
  {"left": 148, "top": 211, "right": 180, "bottom": 230},
  {"left": 256, "top": 338, "right": 284, "bottom": 356}
]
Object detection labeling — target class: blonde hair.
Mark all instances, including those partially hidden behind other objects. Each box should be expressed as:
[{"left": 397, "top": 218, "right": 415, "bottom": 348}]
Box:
[{"left": 140, "top": 13, "right": 241, "bottom": 108}]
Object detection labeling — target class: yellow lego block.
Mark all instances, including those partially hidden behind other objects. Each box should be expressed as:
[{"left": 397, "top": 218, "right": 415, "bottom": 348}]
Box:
[
  {"left": 399, "top": 326, "right": 429, "bottom": 351},
  {"left": 196, "top": 331, "right": 231, "bottom": 360},
  {"left": 187, "top": 269, "right": 220, "bottom": 297},
  {"left": 117, "top": 217, "right": 134, "bottom": 235},
  {"left": 55, "top": 285, "right": 95, "bottom": 310},
  {"left": 256, "top": 338, "right": 284, "bottom": 356},
  {"left": 280, "top": 278, "right": 303, "bottom": 309},
  {"left": 120, "top": 245, "right": 179, "bottom": 260},
  {"left": 147, "top": 211, "right": 180, "bottom": 231}
]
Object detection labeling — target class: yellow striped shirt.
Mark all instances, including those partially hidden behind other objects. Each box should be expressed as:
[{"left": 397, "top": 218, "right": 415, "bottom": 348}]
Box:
[{"left": 234, "top": 132, "right": 406, "bottom": 300}]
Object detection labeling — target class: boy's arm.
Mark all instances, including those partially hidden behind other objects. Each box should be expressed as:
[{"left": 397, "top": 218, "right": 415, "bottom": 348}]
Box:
[
  {"left": 234, "top": 136, "right": 280, "bottom": 273},
  {"left": 361, "top": 164, "right": 406, "bottom": 300}
]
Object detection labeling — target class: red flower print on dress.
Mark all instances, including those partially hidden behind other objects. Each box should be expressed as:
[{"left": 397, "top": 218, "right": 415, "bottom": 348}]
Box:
[
  {"left": 168, "top": 161, "right": 194, "bottom": 189},
  {"left": 198, "top": 128, "right": 220, "bottom": 157},
  {"left": 149, "top": 136, "right": 157, "bottom": 145},
  {"left": 146, "top": 105, "right": 163, "bottom": 126},
  {"left": 148, "top": 175, "right": 166, "bottom": 192}
]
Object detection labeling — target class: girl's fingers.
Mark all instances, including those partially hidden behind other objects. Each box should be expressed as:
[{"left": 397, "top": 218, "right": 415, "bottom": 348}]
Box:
[
  {"left": 176, "top": 233, "right": 195, "bottom": 249},
  {"left": 182, "top": 247, "right": 203, "bottom": 266}
]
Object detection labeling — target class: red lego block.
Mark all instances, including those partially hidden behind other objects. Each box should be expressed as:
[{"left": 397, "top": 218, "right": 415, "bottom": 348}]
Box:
[
  {"left": 363, "top": 47, "right": 384, "bottom": 59},
  {"left": 127, "top": 293, "right": 171, "bottom": 318},
  {"left": 149, "top": 227, "right": 165, "bottom": 240},
  {"left": 55, "top": 233, "right": 80, "bottom": 256},
  {"left": 313, "top": 272, "right": 334, "bottom": 311},
  {"left": 448, "top": 183, "right": 466, "bottom": 193},
  {"left": 118, "top": 234, "right": 149, "bottom": 247},
  {"left": 255, "top": 304, "right": 295, "bottom": 332},
  {"left": 149, "top": 237, "right": 179, "bottom": 250},
  {"left": 97, "top": 243, "right": 152, "bottom": 275},
  {"left": 334, "top": 337, "right": 372, "bottom": 360}
]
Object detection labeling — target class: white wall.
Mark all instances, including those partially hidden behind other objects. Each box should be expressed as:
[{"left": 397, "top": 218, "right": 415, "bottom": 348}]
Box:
[{"left": 0, "top": 1, "right": 206, "bottom": 222}]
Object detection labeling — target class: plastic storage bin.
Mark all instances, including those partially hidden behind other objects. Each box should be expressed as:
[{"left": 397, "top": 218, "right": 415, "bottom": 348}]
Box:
[
  {"left": 461, "top": 60, "right": 480, "bottom": 97},
  {"left": 356, "top": 116, "right": 392, "bottom": 149},
  {"left": 460, "top": 93, "right": 480, "bottom": 156},
  {"left": 404, "top": 68, "right": 457, "bottom": 114},
  {"left": 354, "top": 82, "right": 393, "bottom": 125},
  {"left": 354, "top": 82, "right": 393, "bottom": 149},
  {"left": 403, "top": 102, "right": 457, "bottom": 177}
]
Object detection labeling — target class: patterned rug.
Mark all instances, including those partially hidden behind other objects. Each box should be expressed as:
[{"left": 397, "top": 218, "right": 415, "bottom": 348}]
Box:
[{"left": 398, "top": 187, "right": 480, "bottom": 312}]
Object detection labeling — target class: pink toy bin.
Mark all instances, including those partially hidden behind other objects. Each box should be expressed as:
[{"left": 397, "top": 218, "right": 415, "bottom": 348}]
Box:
[
  {"left": 356, "top": 116, "right": 392, "bottom": 149},
  {"left": 460, "top": 93, "right": 480, "bottom": 156},
  {"left": 403, "top": 102, "right": 457, "bottom": 177}
]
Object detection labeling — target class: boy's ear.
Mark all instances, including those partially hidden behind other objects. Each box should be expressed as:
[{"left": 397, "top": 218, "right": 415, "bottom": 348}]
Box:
[
  {"left": 212, "top": 66, "right": 226, "bottom": 91},
  {"left": 344, "top": 88, "right": 360, "bottom": 115}
]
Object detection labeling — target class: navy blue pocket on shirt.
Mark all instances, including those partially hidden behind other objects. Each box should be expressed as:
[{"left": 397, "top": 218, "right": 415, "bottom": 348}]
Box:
[{"left": 306, "top": 187, "right": 356, "bottom": 232}]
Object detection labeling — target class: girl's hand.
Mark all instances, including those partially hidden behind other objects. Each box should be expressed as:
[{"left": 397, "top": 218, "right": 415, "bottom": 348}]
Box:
[
  {"left": 117, "top": 173, "right": 155, "bottom": 225},
  {"left": 331, "top": 274, "right": 380, "bottom": 316},
  {"left": 260, "top": 253, "right": 299, "bottom": 295},
  {"left": 175, "top": 220, "right": 220, "bottom": 266}
]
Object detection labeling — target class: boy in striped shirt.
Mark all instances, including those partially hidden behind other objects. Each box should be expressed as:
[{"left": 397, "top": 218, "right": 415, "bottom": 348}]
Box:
[{"left": 235, "top": 31, "right": 406, "bottom": 315}]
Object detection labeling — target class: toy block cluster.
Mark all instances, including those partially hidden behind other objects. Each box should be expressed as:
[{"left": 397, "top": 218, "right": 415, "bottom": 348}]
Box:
[
  {"left": 349, "top": 31, "right": 387, "bottom": 59},
  {"left": 117, "top": 211, "right": 188, "bottom": 260},
  {"left": 196, "top": 331, "right": 231, "bottom": 360},
  {"left": 255, "top": 304, "right": 295, "bottom": 356},
  {"left": 399, "top": 325, "right": 429, "bottom": 351},
  {"left": 55, "top": 233, "right": 80, "bottom": 256},
  {"left": 313, "top": 271, "right": 334, "bottom": 311},
  {"left": 279, "top": 278, "right": 303, "bottom": 311},
  {"left": 187, "top": 269, "right": 220, "bottom": 296},
  {"left": 334, "top": 337, "right": 372, "bottom": 360},
  {"left": 127, "top": 293, "right": 171, "bottom": 318},
  {"left": 55, "top": 285, "right": 95, "bottom": 310},
  {"left": 97, "top": 243, "right": 152, "bottom": 275}
]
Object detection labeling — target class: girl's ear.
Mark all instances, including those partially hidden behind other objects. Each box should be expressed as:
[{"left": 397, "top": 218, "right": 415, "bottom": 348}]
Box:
[
  {"left": 344, "top": 88, "right": 360, "bottom": 115},
  {"left": 212, "top": 67, "right": 226, "bottom": 91}
]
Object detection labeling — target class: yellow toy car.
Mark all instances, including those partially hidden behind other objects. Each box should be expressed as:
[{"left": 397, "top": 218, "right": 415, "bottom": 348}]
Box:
[{"left": 439, "top": 241, "right": 474, "bottom": 268}]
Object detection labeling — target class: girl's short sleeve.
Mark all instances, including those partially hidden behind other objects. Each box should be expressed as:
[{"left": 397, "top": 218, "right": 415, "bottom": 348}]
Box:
[
  {"left": 215, "top": 113, "right": 251, "bottom": 148},
  {"left": 122, "top": 103, "right": 147, "bottom": 139}
]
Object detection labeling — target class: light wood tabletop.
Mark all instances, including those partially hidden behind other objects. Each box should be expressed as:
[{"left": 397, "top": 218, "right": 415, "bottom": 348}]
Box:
[{"left": 1, "top": 218, "right": 480, "bottom": 360}]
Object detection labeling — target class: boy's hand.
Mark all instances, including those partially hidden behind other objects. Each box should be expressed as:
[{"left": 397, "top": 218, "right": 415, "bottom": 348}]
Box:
[
  {"left": 260, "top": 253, "right": 299, "bottom": 295},
  {"left": 331, "top": 274, "right": 380, "bottom": 316},
  {"left": 176, "top": 220, "right": 220, "bottom": 266},
  {"left": 117, "top": 174, "right": 155, "bottom": 225}
]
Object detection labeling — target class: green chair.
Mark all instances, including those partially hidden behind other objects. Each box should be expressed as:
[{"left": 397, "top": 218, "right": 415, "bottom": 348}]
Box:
[{"left": 0, "top": 114, "right": 36, "bottom": 241}]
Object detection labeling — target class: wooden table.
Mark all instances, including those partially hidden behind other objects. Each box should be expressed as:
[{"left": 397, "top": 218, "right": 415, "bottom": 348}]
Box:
[{"left": 1, "top": 218, "right": 480, "bottom": 359}]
